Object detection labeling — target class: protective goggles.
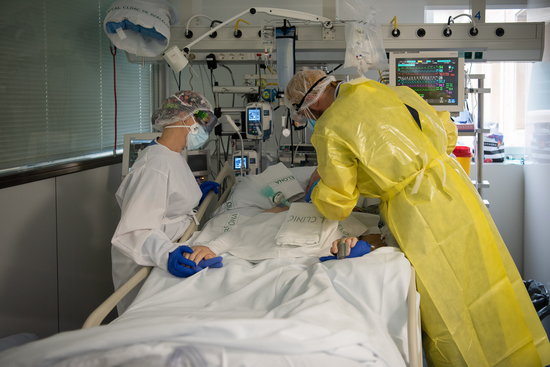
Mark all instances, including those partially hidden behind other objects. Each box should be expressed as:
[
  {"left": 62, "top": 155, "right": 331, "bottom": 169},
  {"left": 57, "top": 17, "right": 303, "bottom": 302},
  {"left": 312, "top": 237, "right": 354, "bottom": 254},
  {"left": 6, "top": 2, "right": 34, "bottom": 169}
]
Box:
[
  {"left": 193, "top": 110, "right": 218, "bottom": 133},
  {"left": 290, "top": 75, "right": 331, "bottom": 126}
]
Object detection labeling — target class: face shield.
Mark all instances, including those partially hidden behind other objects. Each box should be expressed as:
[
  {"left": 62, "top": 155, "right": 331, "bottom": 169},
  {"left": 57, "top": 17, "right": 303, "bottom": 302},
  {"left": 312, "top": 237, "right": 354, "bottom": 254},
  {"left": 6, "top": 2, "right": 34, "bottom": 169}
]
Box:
[{"left": 284, "top": 70, "right": 336, "bottom": 127}]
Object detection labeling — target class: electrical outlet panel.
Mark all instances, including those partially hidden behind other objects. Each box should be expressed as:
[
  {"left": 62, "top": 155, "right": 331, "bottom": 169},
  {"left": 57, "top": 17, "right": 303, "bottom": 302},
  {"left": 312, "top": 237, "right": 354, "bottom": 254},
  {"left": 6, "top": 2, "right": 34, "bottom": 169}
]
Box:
[{"left": 216, "top": 52, "right": 258, "bottom": 61}]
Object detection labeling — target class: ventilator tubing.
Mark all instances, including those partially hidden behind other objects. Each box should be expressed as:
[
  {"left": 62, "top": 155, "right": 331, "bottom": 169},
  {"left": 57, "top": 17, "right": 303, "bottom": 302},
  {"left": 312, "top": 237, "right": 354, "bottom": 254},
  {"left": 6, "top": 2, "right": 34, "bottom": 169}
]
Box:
[{"left": 310, "top": 78, "right": 550, "bottom": 366}]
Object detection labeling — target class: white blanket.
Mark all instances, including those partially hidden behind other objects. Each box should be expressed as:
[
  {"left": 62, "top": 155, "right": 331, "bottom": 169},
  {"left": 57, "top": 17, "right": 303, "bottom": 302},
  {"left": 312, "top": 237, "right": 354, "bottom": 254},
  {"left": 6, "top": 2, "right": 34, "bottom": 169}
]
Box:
[
  {"left": 0, "top": 249, "right": 412, "bottom": 367},
  {"left": 193, "top": 211, "right": 338, "bottom": 260},
  {"left": 276, "top": 202, "right": 337, "bottom": 247},
  {"left": 191, "top": 209, "right": 381, "bottom": 260},
  {"left": 197, "top": 207, "right": 380, "bottom": 259}
]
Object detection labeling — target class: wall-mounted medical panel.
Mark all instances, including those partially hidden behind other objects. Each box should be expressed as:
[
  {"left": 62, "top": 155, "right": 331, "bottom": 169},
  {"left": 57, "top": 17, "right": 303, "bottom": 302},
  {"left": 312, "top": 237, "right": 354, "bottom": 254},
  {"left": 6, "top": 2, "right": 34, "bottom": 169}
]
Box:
[
  {"left": 127, "top": 22, "right": 545, "bottom": 64},
  {"left": 383, "top": 23, "right": 545, "bottom": 62}
]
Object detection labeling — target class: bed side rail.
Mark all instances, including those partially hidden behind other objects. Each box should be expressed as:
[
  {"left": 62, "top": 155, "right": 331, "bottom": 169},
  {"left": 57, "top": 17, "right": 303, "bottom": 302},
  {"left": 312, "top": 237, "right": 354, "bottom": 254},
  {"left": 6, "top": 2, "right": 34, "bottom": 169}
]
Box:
[{"left": 82, "top": 161, "right": 236, "bottom": 329}]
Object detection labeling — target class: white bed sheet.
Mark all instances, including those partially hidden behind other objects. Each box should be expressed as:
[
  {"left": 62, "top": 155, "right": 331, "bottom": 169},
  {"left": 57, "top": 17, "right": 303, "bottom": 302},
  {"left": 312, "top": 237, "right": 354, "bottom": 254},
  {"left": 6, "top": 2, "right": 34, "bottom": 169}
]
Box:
[{"left": 0, "top": 248, "right": 412, "bottom": 367}]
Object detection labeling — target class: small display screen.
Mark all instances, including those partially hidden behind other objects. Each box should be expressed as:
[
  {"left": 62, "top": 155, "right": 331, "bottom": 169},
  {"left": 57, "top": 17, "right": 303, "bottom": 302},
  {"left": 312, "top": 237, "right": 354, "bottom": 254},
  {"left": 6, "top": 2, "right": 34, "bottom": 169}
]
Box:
[
  {"left": 247, "top": 108, "right": 261, "bottom": 123},
  {"left": 187, "top": 153, "right": 208, "bottom": 173},
  {"left": 129, "top": 139, "right": 154, "bottom": 171},
  {"left": 233, "top": 156, "right": 248, "bottom": 169}
]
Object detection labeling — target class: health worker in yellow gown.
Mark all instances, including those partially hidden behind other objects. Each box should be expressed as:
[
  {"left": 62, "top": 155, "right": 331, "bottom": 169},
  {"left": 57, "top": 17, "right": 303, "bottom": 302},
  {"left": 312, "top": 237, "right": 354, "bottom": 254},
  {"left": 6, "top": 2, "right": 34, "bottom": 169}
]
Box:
[{"left": 284, "top": 69, "right": 550, "bottom": 367}]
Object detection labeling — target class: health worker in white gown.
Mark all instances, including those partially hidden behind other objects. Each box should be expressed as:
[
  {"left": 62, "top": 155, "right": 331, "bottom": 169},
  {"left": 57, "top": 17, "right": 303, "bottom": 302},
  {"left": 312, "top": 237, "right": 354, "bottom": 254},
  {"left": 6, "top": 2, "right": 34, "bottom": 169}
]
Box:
[{"left": 111, "top": 90, "right": 218, "bottom": 313}]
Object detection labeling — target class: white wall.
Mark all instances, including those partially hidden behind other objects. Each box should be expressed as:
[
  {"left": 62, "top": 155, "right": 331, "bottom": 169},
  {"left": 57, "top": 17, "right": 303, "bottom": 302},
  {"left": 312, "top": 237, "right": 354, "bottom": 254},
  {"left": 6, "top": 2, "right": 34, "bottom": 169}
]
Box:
[
  {"left": 471, "top": 163, "right": 525, "bottom": 274},
  {"left": 524, "top": 163, "right": 550, "bottom": 333},
  {"left": 173, "top": 0, "right": 429, "bottom": 24}
]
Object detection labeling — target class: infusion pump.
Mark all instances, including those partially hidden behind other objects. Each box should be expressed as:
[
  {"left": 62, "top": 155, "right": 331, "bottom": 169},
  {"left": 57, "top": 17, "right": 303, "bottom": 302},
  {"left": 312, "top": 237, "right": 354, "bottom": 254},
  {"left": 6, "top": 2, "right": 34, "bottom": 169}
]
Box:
[
  {"left": 245, "top": 102, "right": 272, "bottom": 141},
  {"left": 232, "top": 150, "right": 259, "bottom": 175}
]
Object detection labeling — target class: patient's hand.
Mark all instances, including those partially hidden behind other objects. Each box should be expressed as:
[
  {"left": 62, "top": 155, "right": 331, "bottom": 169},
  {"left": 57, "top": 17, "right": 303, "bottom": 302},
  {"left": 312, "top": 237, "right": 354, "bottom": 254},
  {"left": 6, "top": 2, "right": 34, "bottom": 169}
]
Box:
[
  {"left": 264, "top": 206, "right": 289, "bottom": 213},
  {"left": 185, "top": 246, "right": 216, "bottom": 264},
  {"left": 305, "top": 169, "right": 320, "bottom": 194},
  {"left": 330, "top": 237, "right": 358, "bottom": 257}
]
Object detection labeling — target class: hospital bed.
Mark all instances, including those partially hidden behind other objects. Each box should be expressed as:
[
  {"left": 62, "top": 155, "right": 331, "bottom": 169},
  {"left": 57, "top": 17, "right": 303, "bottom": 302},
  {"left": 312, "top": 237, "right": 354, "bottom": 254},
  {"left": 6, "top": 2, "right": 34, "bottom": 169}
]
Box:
[{"left": 0, "top": 161, "right": 422, "bottom": 367}]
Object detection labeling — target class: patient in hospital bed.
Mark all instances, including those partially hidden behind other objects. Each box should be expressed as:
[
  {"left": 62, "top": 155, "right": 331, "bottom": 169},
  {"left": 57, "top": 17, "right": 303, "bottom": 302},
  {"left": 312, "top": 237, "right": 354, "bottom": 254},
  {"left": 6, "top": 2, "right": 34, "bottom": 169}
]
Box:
[
  {"left": 182, "top": 163, "right": 390, "bottom": 265},
  {"left": 0, "top": 163, "right": 415, "bottom": 367}
]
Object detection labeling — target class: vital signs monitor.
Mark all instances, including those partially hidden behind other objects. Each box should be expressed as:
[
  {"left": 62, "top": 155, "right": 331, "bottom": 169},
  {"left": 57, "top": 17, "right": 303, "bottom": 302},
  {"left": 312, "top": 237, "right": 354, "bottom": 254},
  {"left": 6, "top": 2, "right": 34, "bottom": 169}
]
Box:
[{"left": 389, "top": 51, "right": 465, "bottom": 112}]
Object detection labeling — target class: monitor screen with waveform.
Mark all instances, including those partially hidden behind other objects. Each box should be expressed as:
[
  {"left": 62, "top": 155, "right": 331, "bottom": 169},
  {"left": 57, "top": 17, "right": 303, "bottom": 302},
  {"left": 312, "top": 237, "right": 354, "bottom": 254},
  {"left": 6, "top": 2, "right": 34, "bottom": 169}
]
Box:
[{"left": 389, "top": 52, "right": 464, "bottom": 112}]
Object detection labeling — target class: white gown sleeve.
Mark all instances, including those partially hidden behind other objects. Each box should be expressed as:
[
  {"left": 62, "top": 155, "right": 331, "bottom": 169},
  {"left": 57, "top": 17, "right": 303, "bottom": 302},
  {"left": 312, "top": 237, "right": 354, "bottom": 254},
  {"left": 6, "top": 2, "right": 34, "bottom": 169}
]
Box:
[{"left": 112, "top": 167, "right": 183, "bottom": 270}]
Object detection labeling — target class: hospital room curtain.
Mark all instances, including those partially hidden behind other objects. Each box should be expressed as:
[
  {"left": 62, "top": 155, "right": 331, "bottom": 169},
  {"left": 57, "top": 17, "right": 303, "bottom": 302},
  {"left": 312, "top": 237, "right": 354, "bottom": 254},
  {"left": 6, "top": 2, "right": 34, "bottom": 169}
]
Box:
[{"left": 0, "top": 0, "right": 152, "bottom": 173}]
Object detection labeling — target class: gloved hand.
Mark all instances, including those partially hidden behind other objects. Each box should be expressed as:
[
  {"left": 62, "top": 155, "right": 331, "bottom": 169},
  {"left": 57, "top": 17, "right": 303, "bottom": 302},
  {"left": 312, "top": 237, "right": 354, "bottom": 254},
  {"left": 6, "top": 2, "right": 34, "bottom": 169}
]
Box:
[
  {"left": 319, "top": 240, "right": 372, "bottom": 262},
  {"left": 167, "top": 245, "right": 198, "bottom": 277},
  {"left": 199, "top": 181, "right": 220, "bottom": 205},
  {"left": 304, "top": 179, "right": 319, "bottom": 203},
  {"left": 167, "top": 246, "right": 224, "bottom": 278}
]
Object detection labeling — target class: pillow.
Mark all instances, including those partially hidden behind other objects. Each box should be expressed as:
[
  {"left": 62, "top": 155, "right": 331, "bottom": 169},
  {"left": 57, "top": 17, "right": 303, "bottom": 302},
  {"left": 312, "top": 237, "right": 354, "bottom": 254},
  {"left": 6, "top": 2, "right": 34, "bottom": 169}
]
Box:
[
  {"left": 256, "top": 163, "right": 304, "bottom": 203},
  {"left": 215, "top": 176, "right": 272, "bottom": 215},
  {"left": 215, "top": 164, "right": 308, "bottom": 215}
]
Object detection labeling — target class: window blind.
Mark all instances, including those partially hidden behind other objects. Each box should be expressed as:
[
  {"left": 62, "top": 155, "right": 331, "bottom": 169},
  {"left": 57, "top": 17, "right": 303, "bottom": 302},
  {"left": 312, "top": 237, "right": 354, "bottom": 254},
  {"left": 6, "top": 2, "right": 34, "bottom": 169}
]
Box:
[{"left": 0, "top": 0, "right": 152, "bottom": 173}]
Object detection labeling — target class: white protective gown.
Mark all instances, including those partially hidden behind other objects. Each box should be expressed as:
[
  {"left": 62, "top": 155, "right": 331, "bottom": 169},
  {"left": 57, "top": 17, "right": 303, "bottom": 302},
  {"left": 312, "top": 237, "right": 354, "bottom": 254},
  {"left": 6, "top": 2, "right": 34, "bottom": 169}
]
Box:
[{"left": 111, "top": 143, "right": 201, "bottom": 311}]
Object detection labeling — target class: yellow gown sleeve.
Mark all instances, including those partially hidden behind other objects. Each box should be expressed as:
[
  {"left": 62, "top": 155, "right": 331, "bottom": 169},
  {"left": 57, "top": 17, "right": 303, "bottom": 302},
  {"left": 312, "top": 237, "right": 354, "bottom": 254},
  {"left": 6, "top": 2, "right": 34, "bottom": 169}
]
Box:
[
  {"left": 438, "top": 111, "right": 458, "bottom": 154},
  {"left": 311, "top": 132, "right": 359, "bottom": 221}
]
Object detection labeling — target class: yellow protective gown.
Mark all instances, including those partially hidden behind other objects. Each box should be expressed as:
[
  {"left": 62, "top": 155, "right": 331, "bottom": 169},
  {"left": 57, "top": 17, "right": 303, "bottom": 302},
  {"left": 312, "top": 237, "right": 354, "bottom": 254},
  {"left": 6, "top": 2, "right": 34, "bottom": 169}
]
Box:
[{"left": 311, "top": 77, "right": 550, "bottom": 366}]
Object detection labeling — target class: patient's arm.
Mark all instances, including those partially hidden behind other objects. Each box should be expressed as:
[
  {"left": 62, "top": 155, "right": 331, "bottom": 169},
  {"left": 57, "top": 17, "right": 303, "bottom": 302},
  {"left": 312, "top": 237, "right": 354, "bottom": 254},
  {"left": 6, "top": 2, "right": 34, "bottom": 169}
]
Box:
[
  {"left": 359, "top": 234, "right": 386, "bottom": 248},
  {"left": 264, "top": 206, "right": 289, "bottom": 213},
  {"left": 185, "top": 245, "right": 217, "bottom": 264},
  {"left": 330, "top": 234, "right": 387, "bottom": 255},
  {"left": 305, "top": 169, "right": 320, "bottom": 193}
]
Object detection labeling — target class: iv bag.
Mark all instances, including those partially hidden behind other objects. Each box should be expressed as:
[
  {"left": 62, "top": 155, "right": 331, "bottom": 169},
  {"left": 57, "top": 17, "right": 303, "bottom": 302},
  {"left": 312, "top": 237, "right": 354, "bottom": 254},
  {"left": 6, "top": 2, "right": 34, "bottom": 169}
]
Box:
[
  {"left": 337, "top": 0, "right": 387, "bottom": 75},
  {"left": 343, "top": 21, "right": 387, "bottom": 75}
]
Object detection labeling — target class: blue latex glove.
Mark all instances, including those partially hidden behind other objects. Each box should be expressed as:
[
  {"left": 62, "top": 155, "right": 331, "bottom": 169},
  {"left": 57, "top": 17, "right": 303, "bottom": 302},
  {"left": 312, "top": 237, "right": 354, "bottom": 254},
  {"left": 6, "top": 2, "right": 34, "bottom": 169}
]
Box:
[
  {"left": 304, "top": 179, "right": 319, "bottom": 203},
  {"left": 167, "top": 246, "right": 198, "bottom": 277},
  {"left": 167, "top": 246, "right": 224, "bottom": 278},
  {"left": 196, "top": 257, "right": 224, "bottom": 270},
  {"left": 199, "top": 181, "right": 220, "bottom": 205},
  {"left": 319, "top": 240, "right": 372, "bottom": 262}
]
